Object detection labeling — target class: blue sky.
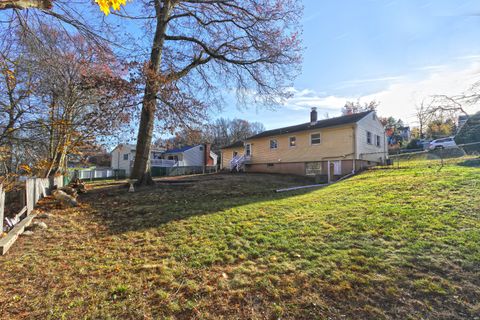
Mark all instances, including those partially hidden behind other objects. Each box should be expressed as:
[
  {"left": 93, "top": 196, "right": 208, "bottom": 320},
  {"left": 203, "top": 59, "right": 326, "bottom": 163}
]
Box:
[{"left": 222, "top": 0, "right": 480, "bottom": 129}]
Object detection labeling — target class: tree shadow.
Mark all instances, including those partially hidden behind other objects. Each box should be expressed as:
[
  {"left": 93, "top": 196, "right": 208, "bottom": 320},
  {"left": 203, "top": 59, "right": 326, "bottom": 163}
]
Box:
[
  {"left": 82, "top": 173, "right": 325, "bottom": 234},
  {"left": 457, "top": 158, "right": 480, "bottom": 168}
]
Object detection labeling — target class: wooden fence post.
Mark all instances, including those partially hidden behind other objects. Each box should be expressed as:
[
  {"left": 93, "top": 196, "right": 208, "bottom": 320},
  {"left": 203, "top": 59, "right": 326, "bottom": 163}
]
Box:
[
  {"left": 0, "top": 184, "right": 4, "bottom": 233},
  {"left": 26, "top": 178, "right": 35, "bottom": 215}
]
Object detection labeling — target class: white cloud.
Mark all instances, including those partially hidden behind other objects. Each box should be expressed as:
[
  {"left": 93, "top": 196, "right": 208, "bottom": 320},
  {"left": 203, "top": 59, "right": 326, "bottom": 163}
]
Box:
[
  {"left": 285, "top": 60, "right": 480, "bottom": 126},
  {"left": 365, "top": 62, "right": 480, "bottom": 123},
  {"left": 283, "top": 90, "right": 350, "bottom": 112}
]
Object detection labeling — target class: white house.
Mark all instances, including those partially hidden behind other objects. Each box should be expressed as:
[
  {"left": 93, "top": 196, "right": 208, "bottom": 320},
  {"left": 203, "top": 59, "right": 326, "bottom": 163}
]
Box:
[
  {"left": 160, "top": 144, "right": 218, "bottom": 167},
  {"left": 111, "top": 144, "right": 165, "bottom": 176},
  {"left": 111, "top": 143, "right": 218, "bottom": 176}
]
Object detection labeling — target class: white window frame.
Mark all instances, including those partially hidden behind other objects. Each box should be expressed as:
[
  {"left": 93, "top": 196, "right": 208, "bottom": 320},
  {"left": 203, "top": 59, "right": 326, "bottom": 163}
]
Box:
[
  {"left": 123, "top": 153, "right": 129, "bottom": 160},
  {"left": 310, "top": 132, "right": 321, "bottom": 145},
  {"left": 367, "top": 131, "right": 372, "bottom": 144},
  {"left": 289, "top": 136, "right": 296, "bottom": 148},
  {"left": 270, "top": 139, "right": 278, "bottom": 150},
  {"left": 376, "top": 135, "right": 381, "bottom": 147},
  {"left": 245, "top": 143, "right": 251, "bottom": 156}
]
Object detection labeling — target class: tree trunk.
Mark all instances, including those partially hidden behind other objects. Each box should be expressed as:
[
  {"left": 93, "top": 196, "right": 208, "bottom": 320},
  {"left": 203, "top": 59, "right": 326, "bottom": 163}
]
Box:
[
  {"left": 0, "top": 0, "right": 52, "bottom": 10},
  {"left": 130, "top": 83, "right": 157, "bottom": 185},
  {"left": 130, "top": 0, "right": 171, "bottom": 185}
]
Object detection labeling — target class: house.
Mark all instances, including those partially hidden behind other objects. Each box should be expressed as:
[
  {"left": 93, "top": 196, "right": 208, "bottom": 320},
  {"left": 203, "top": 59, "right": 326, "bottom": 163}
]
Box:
[
  {"left": 160, "top": 144, "right": 218, "bottom": 167},
  {"left": 111, "top": 143, "right": 218, "bottom": 177},
  {"left": 221, "top": 108, "right": 387, "bottom": 180},
  {"left": 399, "top": 126, "right": 411, "bottom": 142},
  {"left": 111, "top": 144, "right": 165, "bottom": 176}
]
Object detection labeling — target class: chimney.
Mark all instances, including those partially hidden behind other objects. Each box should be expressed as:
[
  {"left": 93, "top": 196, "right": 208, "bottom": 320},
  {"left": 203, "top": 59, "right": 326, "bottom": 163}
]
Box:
[
  {"left": 204, "top": 143, "right": 213, "bottom": 166},
  {"left": 310, "top": 107, "right": 318, "bottom": 125}
]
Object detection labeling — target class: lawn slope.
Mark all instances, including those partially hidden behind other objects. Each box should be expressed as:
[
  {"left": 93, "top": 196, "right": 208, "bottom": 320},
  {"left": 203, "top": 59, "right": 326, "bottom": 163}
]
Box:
[{"left": 0, "top": 158, "right": 479, "bottom": 319}]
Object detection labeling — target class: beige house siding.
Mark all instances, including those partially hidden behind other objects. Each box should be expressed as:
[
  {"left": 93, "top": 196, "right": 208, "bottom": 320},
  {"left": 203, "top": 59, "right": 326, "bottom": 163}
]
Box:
[
  {"left": 220, "top": 146, "right": 244, "bottom": 169},
  {"left": 355, "top": 113, "right": 387, "bottom": 163},
  {"left": 246, "top": 162, "right": 306, "bottom": 175},
  {"left": 245, "top": 125, "right": 355, "bottom": 164},
  {"left": 220, "top": 112, "right": 387, "bottom": 176}
]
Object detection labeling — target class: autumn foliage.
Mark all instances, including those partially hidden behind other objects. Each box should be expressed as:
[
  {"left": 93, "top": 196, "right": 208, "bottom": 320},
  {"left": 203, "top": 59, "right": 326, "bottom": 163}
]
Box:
[{"left": 95, "top": 0, "right": 129, "bottom": 15}]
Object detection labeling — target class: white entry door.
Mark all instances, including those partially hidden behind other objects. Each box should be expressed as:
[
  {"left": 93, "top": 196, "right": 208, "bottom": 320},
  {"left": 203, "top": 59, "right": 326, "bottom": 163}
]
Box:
[{"left": 333, "top": 160, "right": 342, "bottom": 175}]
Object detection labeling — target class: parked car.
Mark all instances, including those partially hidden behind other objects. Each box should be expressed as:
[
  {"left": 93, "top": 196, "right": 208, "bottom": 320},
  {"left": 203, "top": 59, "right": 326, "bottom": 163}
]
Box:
[
  {"left": 418, "top": 139, "right": 431, "bottom": 150},
  {"left": 428, "top": 137, "right": 457, "bottom": 150}
]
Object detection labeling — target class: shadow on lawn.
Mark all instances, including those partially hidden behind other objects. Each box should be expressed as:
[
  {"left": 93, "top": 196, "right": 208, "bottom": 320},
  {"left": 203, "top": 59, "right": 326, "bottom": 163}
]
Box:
[
  {"left": 456, "top": 157, "right": 480, "bottom": 168},
  {"left": 83, "top": 173, "right": 322, "bottom": 234}
]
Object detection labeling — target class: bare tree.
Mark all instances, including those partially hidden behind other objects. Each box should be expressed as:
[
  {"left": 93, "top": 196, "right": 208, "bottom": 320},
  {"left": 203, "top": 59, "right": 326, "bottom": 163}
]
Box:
[
  {"left": 0, "top": 22, "right": 136, "bottom": 176},
  {"left": 122, "top": 0, "right": 303, "bottom": 184},
  {"left": 342, "top": 100, "right": 379, "bottom": 115},
  {"left": 414, "top": 99, "right": 432, "bottom": 139}
]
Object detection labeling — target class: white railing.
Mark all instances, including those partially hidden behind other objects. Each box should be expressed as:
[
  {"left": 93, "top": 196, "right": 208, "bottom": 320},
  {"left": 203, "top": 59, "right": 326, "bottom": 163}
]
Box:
[
  {"left": 76, "top": 169, "right": 119, "bottom": 180},
  {"left": 150, "top": 159, "right": 180, "bottom": 167},
  {"left": 230, "top": 155, "right": 246, "bottom": 171}
]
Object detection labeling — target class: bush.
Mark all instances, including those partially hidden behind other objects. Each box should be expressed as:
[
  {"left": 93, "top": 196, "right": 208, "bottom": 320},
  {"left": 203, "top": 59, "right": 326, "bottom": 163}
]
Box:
[{"left": 455, "top": 112, "right": 480, "bottom": 154}]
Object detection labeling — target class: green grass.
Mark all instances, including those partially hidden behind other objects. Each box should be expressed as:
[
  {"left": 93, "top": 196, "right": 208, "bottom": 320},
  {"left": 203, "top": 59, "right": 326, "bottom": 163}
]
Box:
[{"left": 1, "top": 158, "right": 479, "bottom": 319}]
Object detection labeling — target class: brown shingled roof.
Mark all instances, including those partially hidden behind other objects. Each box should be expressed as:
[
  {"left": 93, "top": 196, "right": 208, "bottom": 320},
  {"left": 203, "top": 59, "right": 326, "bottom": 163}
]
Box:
[{"left": 245, "top": 111, "right": 372, "bottom": 140}]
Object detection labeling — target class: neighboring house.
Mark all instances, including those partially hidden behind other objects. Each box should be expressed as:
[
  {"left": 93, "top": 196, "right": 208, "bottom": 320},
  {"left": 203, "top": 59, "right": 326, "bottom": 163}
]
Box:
[
  {"left": 221, "top": 108, "right": 387, "bottom": 180},
  {"left": 399, "top": 126, "right": 411, "bottom": 142},
  {"left": 386, "top": 126, "right": 410, "bottom": 146},
  {"left": 160, "top": 144, "right": 218, "bottom": 167},
  {"left": 111, "top": 143, "right": 218, "bottom": 177},
  {"left": 111, "top": 144, "right": 165, "bottom": 176}
]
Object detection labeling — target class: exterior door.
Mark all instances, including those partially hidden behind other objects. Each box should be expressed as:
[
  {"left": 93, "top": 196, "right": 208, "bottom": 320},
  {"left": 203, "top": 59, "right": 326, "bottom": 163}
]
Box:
[{"left": 333, "top": 160, "right": 342, "bottom": 175}]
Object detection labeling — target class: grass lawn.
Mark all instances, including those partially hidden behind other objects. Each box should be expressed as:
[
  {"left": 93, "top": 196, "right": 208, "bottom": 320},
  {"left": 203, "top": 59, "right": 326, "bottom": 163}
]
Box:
[{"left": 0, "top": 158, "right": 479, "bottom": 319}]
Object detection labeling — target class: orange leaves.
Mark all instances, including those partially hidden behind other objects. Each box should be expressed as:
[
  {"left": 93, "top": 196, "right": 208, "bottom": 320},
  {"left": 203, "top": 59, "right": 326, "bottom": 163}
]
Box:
[
  {"left": 19, "top": 164, "right": 32, "bottom": 174},
  {"left": 95, "top": 0, "right": 129, "bottom": 15}
]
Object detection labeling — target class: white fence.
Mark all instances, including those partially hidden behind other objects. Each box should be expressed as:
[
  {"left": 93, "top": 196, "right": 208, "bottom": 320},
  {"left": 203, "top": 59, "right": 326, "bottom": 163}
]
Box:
[
  {"left": 150, "top": 159, "right": 178, "bottom": 167},
  {"left": 72, "top": 169, "right": 126, "bottom": 181},
  {"left": 0, "top": 176, "right": 64, "bottom": 254},
  {"left": 1, "top": 176, "right": 64, "bottom": 233}
]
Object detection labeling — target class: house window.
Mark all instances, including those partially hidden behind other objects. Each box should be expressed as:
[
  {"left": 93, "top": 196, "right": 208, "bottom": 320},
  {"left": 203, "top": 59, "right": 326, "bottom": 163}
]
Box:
[
  {"left": 311, "top": 133, "right": 321, "bottom": 145},
  {"left": 267, "top": 163, "right": 274, "bottom": 167},
  {"left": 367, "top": 131, "right": 372, "bottom": 144},
  {"left": 376, "top": 135, "right": 381, "bottom": 147},
  {"left": 270, "top": 139, "right": 278, "bottom": 149},
  {"left": 289, "top": 136, "right": 296, "bottom": 147},
  {"left": 233, "top": 151, "right": 238, "bottom": 157},
  {"left": 306, "top": 162, "right": 322, "bottom": 175},
  {"left": 199, "top": 146, "right": 204, "bottom": 151},
  {"left": 123, "top": 154, "right": 129, "bottom": 160},
  {"left": 245, "top": 144, "right": 251, "bottom": 156}
]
